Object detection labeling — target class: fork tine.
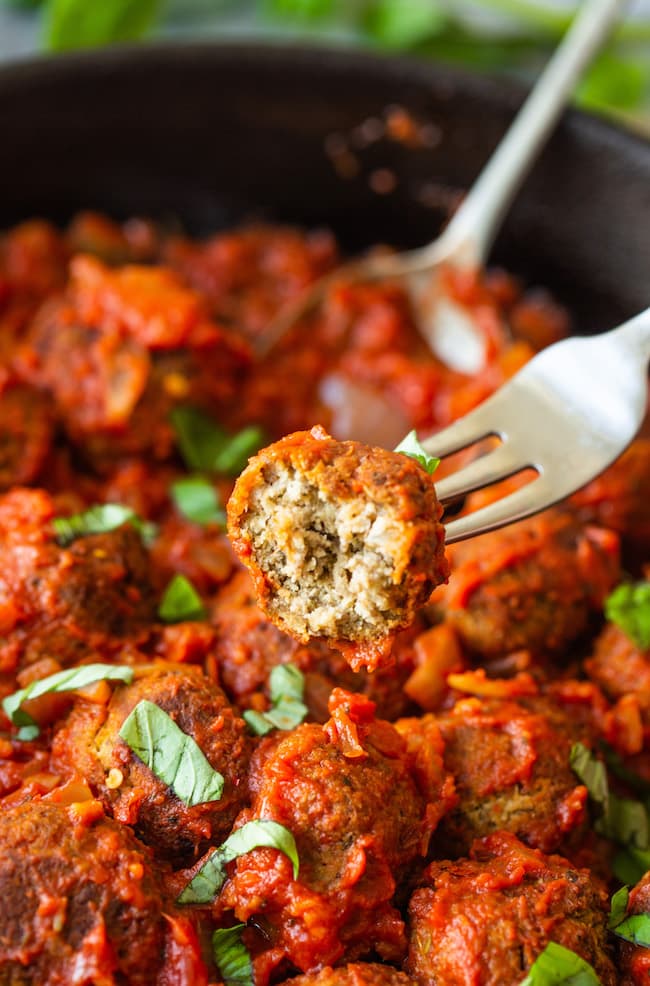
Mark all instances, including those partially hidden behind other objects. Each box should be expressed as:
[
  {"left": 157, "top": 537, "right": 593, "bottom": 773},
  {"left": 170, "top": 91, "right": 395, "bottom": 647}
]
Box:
[
  {"left": 434, "top": 442, "right": 523, "bottom": 504},
  {"left": 443, "top": 475, "right": 555, "bottom": 544},
  {"left": 421, "top": 393, "right": 504, "bottom": 459}
]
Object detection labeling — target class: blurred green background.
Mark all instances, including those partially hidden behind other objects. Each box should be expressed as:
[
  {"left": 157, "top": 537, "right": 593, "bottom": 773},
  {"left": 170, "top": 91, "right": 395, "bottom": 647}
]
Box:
[{"left": 1, "top": 0, "right": 650, "bottom": 128}]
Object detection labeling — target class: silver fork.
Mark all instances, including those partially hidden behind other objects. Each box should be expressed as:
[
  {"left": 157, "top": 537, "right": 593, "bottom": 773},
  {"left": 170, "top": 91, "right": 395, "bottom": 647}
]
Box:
[{"left": 428, "top": 307, "right": 650, "bottom": 544}]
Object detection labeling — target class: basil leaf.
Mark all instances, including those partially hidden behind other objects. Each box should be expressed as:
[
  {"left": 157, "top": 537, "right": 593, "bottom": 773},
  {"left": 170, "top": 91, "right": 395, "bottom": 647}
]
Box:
[
  {"left": 611, "top": 913, "right": 650, "bottom": 947},
  {"left": 571, "top": 743, "right": 649, "bottom": 851},
  {"left": 608, "top": 886, "right": 630, "bottom": 929},
  {"left": 2, "top": 664, "right": 134, "bottom": 737},
  {"left": 119, "top": 699, "right": 224, "bottom": 807},
  {"left": 179, "top": 818, "right": 299, "bottom": 904},
  {"left": 158, "top": 574, "right": 206, "bottom": 623},
  {"left": 269, "top": 664, "right": 304, "bottom": 704},
  {"left": 243, "top": 664, "right": 308, "bottom": 736},
  {"left": 613, "top": 846, "right": 650, "bottom": 887},
  {"left": 170, "top": 406, "right": 230, "bottom": 472},
  {"left": 394, "top": 430, "right": 440, "bottom": 475},
  {"left": 53, "top": 503, "right": 157, "bottom": 547},
  {"left": 171, "top": 475, "right": 226, "bottom": 527},
  {"left": 171, "top": 406, "right": 265, "bottom": 477},
  {"left": 212, "top": 925, "right": 253, "bottom": 986},
  {"left": 45, "top": 0, "right": 162, "bottom": 51},
  {"left": 364, "top": 0, "right": 447, "bottom": 49},
  {"left": 519, "top": 942, "right": 601, "bottom": 985},
  {"left": 604, "top": 581, "right": 650, "bottom": 650}
]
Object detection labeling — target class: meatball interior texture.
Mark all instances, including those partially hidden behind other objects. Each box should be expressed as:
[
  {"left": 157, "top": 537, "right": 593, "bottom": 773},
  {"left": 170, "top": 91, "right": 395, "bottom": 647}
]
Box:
[
  {"left": 406, "top": 832, "right": 617, "bottom": 986},
  {"left": 228, "top": 426, "right": 448, "bottom": 659},
  {"left": 0, "top": 213, "right": 649, "bottom": 986}
]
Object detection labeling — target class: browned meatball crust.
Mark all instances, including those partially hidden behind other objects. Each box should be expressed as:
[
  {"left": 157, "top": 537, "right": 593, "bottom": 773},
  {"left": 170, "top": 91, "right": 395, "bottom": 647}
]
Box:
[
  {"left": 418, "top": 694, "right": 590, "bottom": 856},
  {"left": 0, "top": 801, "right": 168, "bottom": 985},
  {"left": 227, "top": 426, "right": 448, "bottom": 669},
  {"left": 278, "top": 965, "right": 416, "bottom": 986},
  {"left": 51, "top": 665, "right": 252, "bottom": 865},
  {"left": 0, "top": 385, "right": 53, "bottom": 490},
  {"left": 0, "top": 488, "right": 157, "bottom": 674},
  {"left": 406, "top": 831, "right": 617, "bottom": 986},
  {"left": 441, "top": 512, "right": 620, "bottom": 658}
]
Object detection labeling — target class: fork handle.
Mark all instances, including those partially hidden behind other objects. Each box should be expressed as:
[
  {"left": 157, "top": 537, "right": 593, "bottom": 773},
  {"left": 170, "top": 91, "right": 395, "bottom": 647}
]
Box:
[{"left": 425, "top": 0, "right": 626, "bottom": 270}]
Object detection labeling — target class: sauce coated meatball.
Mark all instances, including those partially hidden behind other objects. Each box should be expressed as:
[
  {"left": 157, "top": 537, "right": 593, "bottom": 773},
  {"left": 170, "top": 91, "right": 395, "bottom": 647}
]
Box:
[
  {"left": 219, "top": 690, "right": 452, "bottom": 972},
  {"left": 441, "top": 512, "right": 619, "bottom": 659},
  {"left": 406, "top": 831, "right": 616, "bottom": 986},
  {"left": 585, "top": 621, "right": 650, "bottom": 728},
  {"left": 0, "top": 800, "right": 207, "bottom": 986},
  {"left": 228, "top": 426, "right": 448, "bottom": 670},
  {"left": 0, "top": 488, "right": 156, "bottom": 674},
  {"left": 278, "top": 964, "right": 416, "bottom": 986},
  {"left": 51, "top": 665, "right": 252, "bottom": 866}
]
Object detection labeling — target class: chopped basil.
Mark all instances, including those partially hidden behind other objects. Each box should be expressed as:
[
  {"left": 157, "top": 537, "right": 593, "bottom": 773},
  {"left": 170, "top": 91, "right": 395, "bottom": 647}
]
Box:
[
  {"left": 119, "top": 699, "right": 224, "bottom": 807},
  {"left": 53, "top": 503, "right": 158, "bottom": 547},
  {"left": 158, "top": 574, "right": 206, "bottom": 622},
  {"left": 519, "top": 942, "right": 601, "bottom": 985},
  {"left": 212, "top": 925, "right": 253, "bottom": 986},
  {"left": 170, "top": 405, "right": 265, "bottom": 477},
  {"left": 243, "top": 664, "right": 308, "bottom": 736},
  {"left": 604, "top": 580, "right": 650, "bottom": 650},
  {"left": 570, "top": 743, "right": 650, "bottom": 851},
  {"left": 394, "top": 430, "right": 440, "bottom": 475},
  {"left": 178, "top": 818, "right": 299, "bottom": 904},
  {"left": 608, "top": 884, "right": 650, "bottom": 946},
  {"left": 171, "top": 475, "right": 226, "bottom": 526},
  {"left": 2, "top": 664, "right": 134, "bottom": 738}
]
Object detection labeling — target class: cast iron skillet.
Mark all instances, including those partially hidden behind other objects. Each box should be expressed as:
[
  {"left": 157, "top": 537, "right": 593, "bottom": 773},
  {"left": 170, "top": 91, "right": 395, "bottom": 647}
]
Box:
[{"left": 1, "top": 42, "right": 649, "bottom": 332}]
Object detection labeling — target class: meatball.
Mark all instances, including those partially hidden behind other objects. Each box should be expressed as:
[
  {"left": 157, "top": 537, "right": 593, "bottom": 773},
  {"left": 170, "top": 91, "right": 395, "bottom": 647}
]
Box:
[
  {"left": 441, "top": 511, "right": 619, "bottom": 659},
  {"left": 51, "top": 665, "right": 252, "bottom": 866},
  {"left": 227, "top": 426, "right": 448, "bottom": 669},
  {"left": 617, "top": 870, "right": 650, "bottom": 985},
  {"left": 0, "top": 488, "right": 157, "bottom": 674},
  {"left": 219, "top": 689, "right": 452, "bottom": 972},
  {"left": 20, "top": 255, "right": 250, "bottom": 468},
  {"left": 419, "top": 695, "right": 590, "bottom": 856},
  {"left": 585, "top": 622, "right": 650, "bottom": 727},
  {"left": 0, "top": 800, "right": 207, "bottom": 986},
  {"left": 278, "top": 965, "right": 416, "bottom": 986},
  {"left": 0, "top": 385, "right": 53, "bottom": 490},
  {"left": 406, "top": 831, "right": 617, "bottom": 986}
]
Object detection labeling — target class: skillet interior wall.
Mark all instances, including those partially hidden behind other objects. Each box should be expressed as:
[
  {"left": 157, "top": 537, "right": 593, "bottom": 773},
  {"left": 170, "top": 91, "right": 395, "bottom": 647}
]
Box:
[{"left": 1, "top": 42, "right": 649, "bottom": 333}]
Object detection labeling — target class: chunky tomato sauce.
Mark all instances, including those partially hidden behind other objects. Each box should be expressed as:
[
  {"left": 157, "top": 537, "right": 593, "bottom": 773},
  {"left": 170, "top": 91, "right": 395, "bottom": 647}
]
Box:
[{"left": 0, "top": 212, "right": 647, "bottom": 985}]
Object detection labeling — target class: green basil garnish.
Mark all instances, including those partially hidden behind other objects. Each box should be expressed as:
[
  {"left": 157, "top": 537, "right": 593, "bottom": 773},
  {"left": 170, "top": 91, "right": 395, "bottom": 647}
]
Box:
[
  {"left": 53, "top": 503, "right": 158, "bottom": 547},
  {"left": 608, "top": 885, "right": 650, "bottom": 946},
  {"left": 604, "top": 580, "right": 650, "bottom": 650},
  {"left": 212, "top": 925, "right": 253, "bottom": 986},
  {"left": 394, "top": 430, "right": 440, "bottom": 475},
  {"left": 119, "top": 699, "right": 224, "bottom": 807},
  {"left": 178, "top": 818, "right": 299, "bottom": 904},
  {"left": 2, "top": 664, "right": 134, "bottom": 739},
  {"left": 519, "top": 942, "right": 601, "bottom": 985},
  {"left": 243, "top": 664, "right": 308, "bottom": 737},
  {"left": 608, "top": 886, "right": 630, "bottom": 929},
  {"left": 170, "top": 405, "right": 265, "bottom": 477},
  {"left": 171, "top": 475, "right": 226, "bottom": 526},
  {"left": 158, "top": 574, "right": 206, "bottom": 622},
  {"left": 570, "top": 743, "right": 650, "bottom": 852}
]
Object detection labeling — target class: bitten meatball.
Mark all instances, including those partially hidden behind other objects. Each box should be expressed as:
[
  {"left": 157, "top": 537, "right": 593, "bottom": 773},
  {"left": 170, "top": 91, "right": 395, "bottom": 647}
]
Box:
[
  {"left": 406, "top": 832, "right": 617, "bottom": 986},
  {"left": 219, "top": 689, "right": 452, "bottom": 973},
  {"left": 440, "top": 511, "right": 619, "bottom": 659},
  {"left": 0, "top": 800, "right": 207, "bottom": 986},
  {"left": 0, "top": 488, "right": 157, "bottom": 674},
  {"left": 51, "top": 665, "right": 252, "bottom": 866},
  {"left": 414, "top": 694, "right": 590, "bottom": 856},
  {"left": 277, "top": 965, "right": 416, "bottom": 986},
  {"left": 227, "top": 426, "right": 448, "bottom": 669},
  {"left": 618, "top": 870, "right": 650, "bottom": 985}
]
